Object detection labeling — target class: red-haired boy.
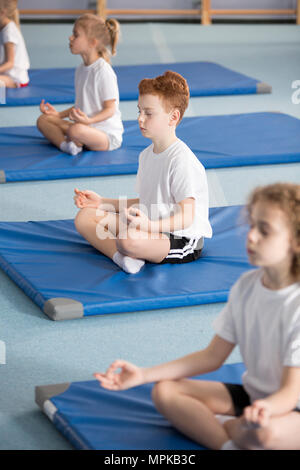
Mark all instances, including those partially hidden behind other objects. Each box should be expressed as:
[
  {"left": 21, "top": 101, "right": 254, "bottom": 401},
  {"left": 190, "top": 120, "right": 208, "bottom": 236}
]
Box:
[{"left": 74, "top": 71, "right": 212, "bottom": 273}]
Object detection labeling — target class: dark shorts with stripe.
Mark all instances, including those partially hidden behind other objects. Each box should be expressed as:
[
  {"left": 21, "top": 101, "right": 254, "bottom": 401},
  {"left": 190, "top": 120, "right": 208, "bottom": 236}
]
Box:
[
  {"left": 160, "top": 234, "right": 203, "bottom": 264},
  {"left": 223, "top": 383, "right": 251, "bottom": 416},
  {"left": 224, "top": 383, "right": 300, "bottom": 417}
]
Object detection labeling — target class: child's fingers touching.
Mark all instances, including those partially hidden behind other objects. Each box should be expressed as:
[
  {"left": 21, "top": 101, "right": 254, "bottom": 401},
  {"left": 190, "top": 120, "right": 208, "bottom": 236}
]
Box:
[
  {"left": 94, "top": 373, "right": 121, "bottom": 390},
  {"left": 128, "top": 207, "right": 141, "bottom": 217},
  {"left": 243, "top": 405, "right": 256, "bottom": 423},
  {"left": 259, "top": 410, "right": 270, "bottom": 428},
  {"left": 94, "top": 373, "right": 117, "bottom": 390},
  {"left": 106, "top": 359, "right": 127, "bottom": 377},
  {"left": 124, "top": 208, "right": 137, "bottom": 223}
]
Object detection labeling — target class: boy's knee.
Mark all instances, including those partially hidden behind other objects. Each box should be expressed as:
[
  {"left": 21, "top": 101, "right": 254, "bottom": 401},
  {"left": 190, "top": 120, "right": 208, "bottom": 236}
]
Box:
[
  {"left": 74, "top": 209, "right": 84, "bottom": 232},
  {"left": 74, "top": 207, "right": 93, "bottom": 231},
  {"left": 75, "top": 207, "right": 107, "bottom": 233},
  {"left": 152, "top": 380, "right": 178, "bottom": 410},
  {"left": 67, "top": 123, "right": 85, "bottom": 140},
  {"left": 37, "top": 113, "right": 59, "bottom": 131},
  {"left": 116, "top": 236, "right": 138, "bottom": 257},
  {"left": 36, "top": 113, "right": 48, "bottom": 129}
]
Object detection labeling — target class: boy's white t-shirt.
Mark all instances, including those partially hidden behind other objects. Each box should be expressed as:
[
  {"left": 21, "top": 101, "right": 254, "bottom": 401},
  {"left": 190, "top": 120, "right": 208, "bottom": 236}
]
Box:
[
  {"left": 75, "top": 57, "right": 124, "bottom": 142},
  {"left": 135, "top": 139, "right": 212, "bottom": 240},
  {"left": 213, "top": 269, "right": 300, "bottom": 407},
  {"left": 0, "top": 21, "right": 30, "bottom": 84}
]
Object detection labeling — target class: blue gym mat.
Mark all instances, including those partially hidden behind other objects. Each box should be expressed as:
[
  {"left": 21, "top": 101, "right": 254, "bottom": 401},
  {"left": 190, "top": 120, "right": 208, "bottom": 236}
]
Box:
[
  {"left": 2, "top": 61, "right": 271, "bottom": 107},
  {"left": 35, "top": 362, "right": 246, "bottom": 450},
  {"left": 1, "top": 112, "right": 299, "bottom": 183},
  {"left": 0, "top": 205, "right": 252, "bottom": 320}
]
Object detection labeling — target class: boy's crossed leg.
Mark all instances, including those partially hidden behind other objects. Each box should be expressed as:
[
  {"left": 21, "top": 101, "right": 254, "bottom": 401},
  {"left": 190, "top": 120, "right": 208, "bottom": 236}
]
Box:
[{"left": 74, "top": 207, "right": 171, "bottom": 273}]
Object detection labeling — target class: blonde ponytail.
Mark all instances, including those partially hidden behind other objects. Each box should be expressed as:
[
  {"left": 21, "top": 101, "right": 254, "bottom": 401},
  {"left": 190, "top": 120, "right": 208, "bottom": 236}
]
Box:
[
  {"left": 0, "top": 0, "right": 20, "bottom": 28},
  {"left": 11, "top": 7, "right": 20, "bottom": 28},
  {"left": 105, "top": 18, "right": 120, "bottom": 56}
]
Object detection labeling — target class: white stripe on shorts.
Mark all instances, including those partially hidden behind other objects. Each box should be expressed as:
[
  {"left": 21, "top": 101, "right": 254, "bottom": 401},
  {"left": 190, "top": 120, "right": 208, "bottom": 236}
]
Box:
[{"left": 166, "top": 237, "right": 202, "bottom": 260}]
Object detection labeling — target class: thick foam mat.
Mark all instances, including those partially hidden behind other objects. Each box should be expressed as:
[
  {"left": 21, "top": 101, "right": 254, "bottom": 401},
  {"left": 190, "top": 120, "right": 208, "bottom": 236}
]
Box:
[
  {"left": 2, "top": 61, "right": 271, "bottom": 107},
  {"left": 35, "top": 362, "right": 246, "bottom": 450},
  {"left": 0, "top": 205, "right": 252, "bottom": 320},
  {"left": 1, "top": 112, "right": 299, "bottom": 183}
]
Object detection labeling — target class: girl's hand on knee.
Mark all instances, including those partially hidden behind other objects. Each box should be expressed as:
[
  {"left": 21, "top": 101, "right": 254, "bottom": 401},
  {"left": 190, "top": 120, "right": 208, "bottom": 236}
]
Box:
[
  {"left": 94, "top": 359, "right": 145, "bottom": 391},
  {"left": 69, "top": 107, "right": 91, "bottom": 125},
  {"left": 243, "top": 400, "right": 271, "bottom": 428},
  {"left": 39, "top": 99, "right": 59, "bottom": 116},
  {"left": 74, "top": 188, "right": 102, "bottom": 208}
]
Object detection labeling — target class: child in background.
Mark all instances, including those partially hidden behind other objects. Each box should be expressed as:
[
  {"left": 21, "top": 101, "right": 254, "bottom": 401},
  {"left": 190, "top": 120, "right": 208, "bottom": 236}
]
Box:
[
  {"left": 37, "top": 14, "right": 123, "bottom": 156},
  {"left": 0, "top": 0, "right": 30, "bottom": 88},
  {"left": 74, "top": 70, "right": 212, "bottom": 274},
  {"left": 94, "top": 183, "right": 300, "bottom": 450}
]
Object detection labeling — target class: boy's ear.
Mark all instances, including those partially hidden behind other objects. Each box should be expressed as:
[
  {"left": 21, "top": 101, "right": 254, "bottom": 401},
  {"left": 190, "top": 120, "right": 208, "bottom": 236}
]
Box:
[
  {"left": 291, "top": 236, "right": 300, "bottom": 254},
  {"left": 169, "top": 108, "right": 181, "bottom": 126},
  {"left": 295, "top": 240, "right": 300, "bottom": 253}
]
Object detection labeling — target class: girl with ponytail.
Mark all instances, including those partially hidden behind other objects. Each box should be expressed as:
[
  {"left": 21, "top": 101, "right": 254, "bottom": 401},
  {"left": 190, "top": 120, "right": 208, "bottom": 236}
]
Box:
[
  {"left": 37, "top": 14, "right": 123, "bottom": 156},
  {"left": 0, "top": 0, "right": 30, "bottom": 88}
]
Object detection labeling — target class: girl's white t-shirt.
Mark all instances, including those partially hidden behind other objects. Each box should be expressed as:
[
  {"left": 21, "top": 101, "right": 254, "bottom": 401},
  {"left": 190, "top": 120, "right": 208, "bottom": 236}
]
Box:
[
  {"left": 75, "top": 57, "right": 123, "bottom": 142},
  {"left": 135, "top": 139, "right": 213, "bottom": 240},
  {"left": 213, "top": 269, "right": 300, "bottom": 407},
  {"left": 0, "top": 21, "right": 30, "bottom": 84}
]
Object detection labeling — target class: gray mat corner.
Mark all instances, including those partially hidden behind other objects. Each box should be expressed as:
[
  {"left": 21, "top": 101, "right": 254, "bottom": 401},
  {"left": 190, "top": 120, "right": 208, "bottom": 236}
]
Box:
[{"left": 35, "top": 383, "right": 70, "bottom": 410}]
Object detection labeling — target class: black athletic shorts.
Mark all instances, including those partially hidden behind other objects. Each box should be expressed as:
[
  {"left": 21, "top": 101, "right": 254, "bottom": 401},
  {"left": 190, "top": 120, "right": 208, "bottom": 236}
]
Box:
[
  {"left": 223, "top": 383, "right": 251, "bottom": 417},
  {"left": 224, "top": 383, "right": 300, "bottom": 417},
  {"left": 160, "top": 234, "right": 204, "bottom": 264}
]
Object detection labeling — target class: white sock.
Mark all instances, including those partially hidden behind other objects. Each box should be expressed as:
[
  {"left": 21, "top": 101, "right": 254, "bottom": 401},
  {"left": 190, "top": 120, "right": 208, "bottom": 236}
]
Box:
[
  {"left": 113, "top": 251, "right": 145, "bottom": 274},
  {"left": 221, "top": 440, "right": 242, "bottom": 450},
  {"left": 60, "top": 140, "right": 82, "bottom": 156},
  {"left": 215, "top": 414, "right": 235, "bottom": 425},
  {"left": 60, "top": 140, "right": 69, "bottom": 153}
]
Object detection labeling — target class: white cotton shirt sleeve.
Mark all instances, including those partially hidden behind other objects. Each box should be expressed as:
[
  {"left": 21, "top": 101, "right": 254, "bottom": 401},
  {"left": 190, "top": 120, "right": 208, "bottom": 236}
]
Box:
[
  {"left": 135, "top": 159, "right": 141, "bottom": 195},
  {"left": 0, "top": 21, "right": 30, "bottom": 84},
  {"left": 213, "top": 269, "right": 300, "bottom": 406},
  {"left": 169, "top": 156, "right": 200, "bottom": 203},
  {"left": 135, "top": 140, "right": 212, "bottom": 239},
  {"left": 282, "top": 296, "right": 300, "bottom": 368},
  {"left": 2, "top": 23, "right": 18, "bottom": 44},
  {"left": 74, "top": 58, "right": 123, "bottom": 141},
  {"left": 168, "top": 143, "right": 212, "bottom": 239},
  {"left": 100, "top": 68, "right": 120, "bottom": 101}
]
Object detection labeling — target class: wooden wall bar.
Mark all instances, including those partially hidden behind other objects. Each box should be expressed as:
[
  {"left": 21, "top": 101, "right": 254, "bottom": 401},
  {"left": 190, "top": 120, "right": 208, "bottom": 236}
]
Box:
[
  {"left": 19, "top": 0, "right": 300, "bottom": 25},
  {"left": 201, "top": 0, "right": 300, "bottom": 25}
]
